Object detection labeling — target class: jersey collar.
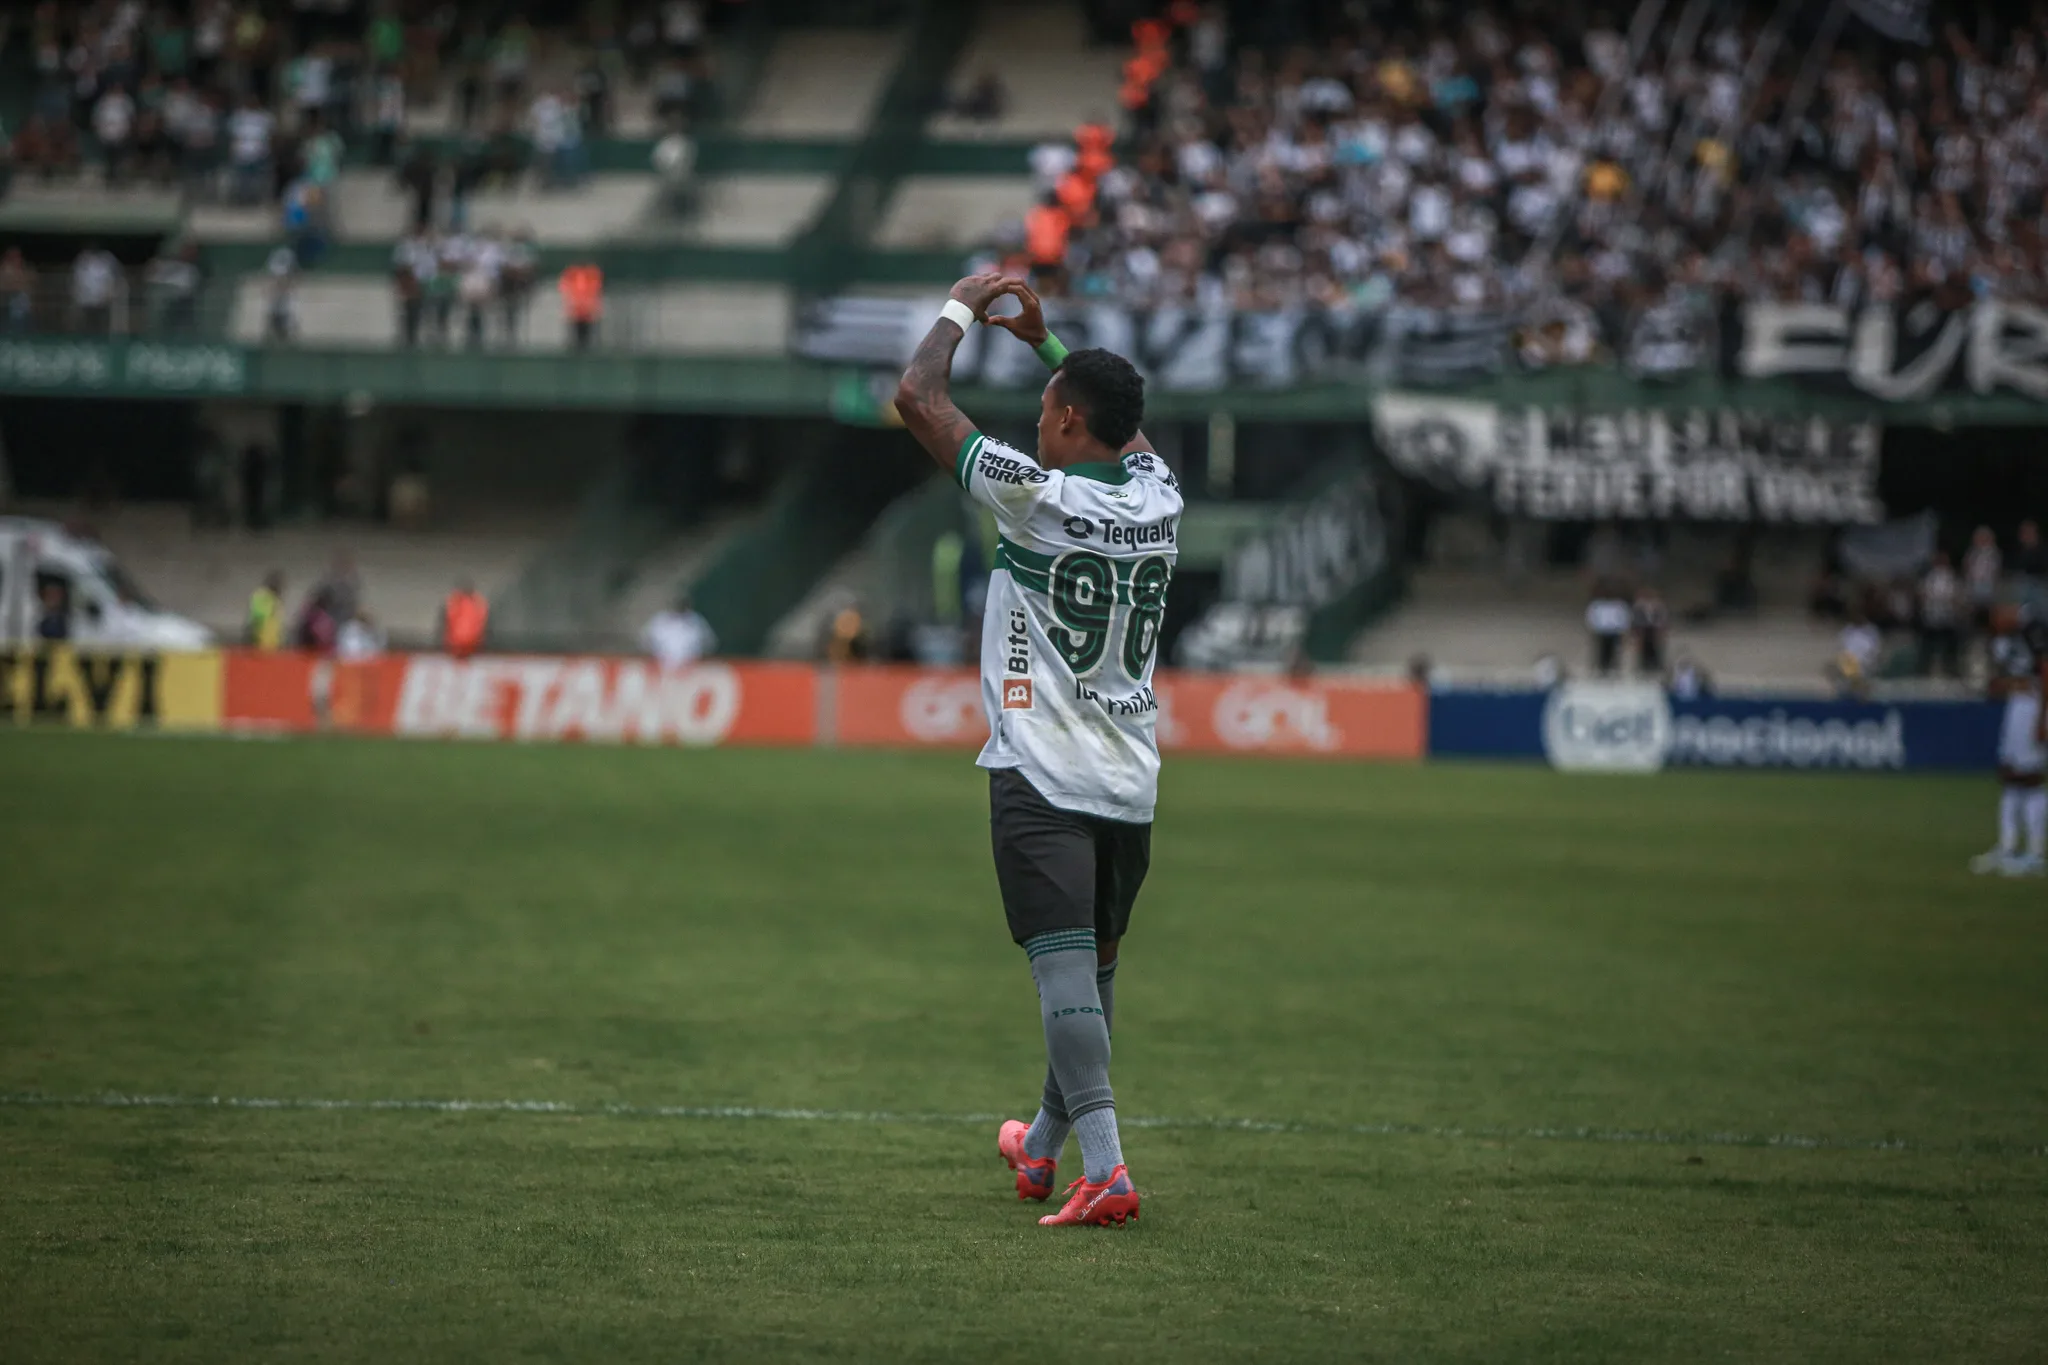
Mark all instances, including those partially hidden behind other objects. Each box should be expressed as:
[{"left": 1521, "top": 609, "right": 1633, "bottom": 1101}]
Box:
[{"left": 1063, "top": 459, "right": 1132, "bottom": 485}]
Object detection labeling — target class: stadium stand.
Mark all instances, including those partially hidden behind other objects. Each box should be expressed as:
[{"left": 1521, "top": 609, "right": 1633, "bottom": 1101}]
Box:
[
  {"left": 1353, "top": 519, "right": 1848, "bottom": 685},
  {"left": 925, "top": 1, "right": 1124, "bottom": 141},
  {"left": 0, "top": 0, "right": 2038, "bottom": 691},
  {"left": 1003, "top": 0, "right": 2033, "bottom": 357},
  {"left": 872, "top": 175, "right": 1037, "bottom": 250},
  {"left": 54, "top": 500, "right": 567, "bottom": 645},
  {"left": 735, "top": 27, "right": 901, "bottom": 136}
]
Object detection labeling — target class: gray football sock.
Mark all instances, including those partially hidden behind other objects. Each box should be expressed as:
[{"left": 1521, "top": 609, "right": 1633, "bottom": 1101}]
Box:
[
  {"left": 1022, "top": 1092, "right": 1069, "bottom": 1161},
  {"left": 1073, "top": 1108, "right": 1124, "bottom": 1181},
  {"left": 1023, "top": 957, "right": 1117, "bottom": 1162},
  {"left": 1025, "top": 930, "right": 1122, "bottom": 1182}
]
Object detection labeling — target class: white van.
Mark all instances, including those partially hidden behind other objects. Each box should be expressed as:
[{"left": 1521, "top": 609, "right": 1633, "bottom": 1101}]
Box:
[{"left": 0, "top": 517, "right": 213, "bottom": 650}]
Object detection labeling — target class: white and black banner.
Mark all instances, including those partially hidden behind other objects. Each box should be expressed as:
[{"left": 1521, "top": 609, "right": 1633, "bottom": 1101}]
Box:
[
  {"left": 1373, "top": 394, "right": 1883, "bottom": 523},
  {"left": 1739, "top": 300, "right": 2048, "bottom": 403},
  {"left": 793, "top": 295, "right": 1509, "bottom": 391},
  {"left": 801, "top": 295, "right": 2048, "bottom": 407},
  {"left": 1848, "top": 0, "right": 1930, "bottom": 43},
  {"left": 1176, "top": 468, "right": 1394, "bottom": 669}
]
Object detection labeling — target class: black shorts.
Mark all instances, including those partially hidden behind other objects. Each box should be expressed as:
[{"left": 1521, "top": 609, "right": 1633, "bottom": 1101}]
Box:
[{"left": 988, "top": 768, "right": 1152, "bottom": 947}]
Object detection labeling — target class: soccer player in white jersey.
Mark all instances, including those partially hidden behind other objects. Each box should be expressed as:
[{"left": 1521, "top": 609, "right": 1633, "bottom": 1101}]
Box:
[
  {"left": 1973, "top": 603, "right": 2048, "bottom": 876},
  {"left": 894, "top": 273, "right": 1182, "bottom": 1227}
]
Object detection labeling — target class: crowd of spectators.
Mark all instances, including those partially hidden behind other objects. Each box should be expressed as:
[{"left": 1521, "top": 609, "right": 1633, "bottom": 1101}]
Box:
[
  {"left": 1009, "top": 1, "right": 2047, "bottom": 368},
  {"left": 1815, "top": 519, "right": 2046, "bottom": 685},
  {"left": 0, "top": 0, "right": 732, "bottom": 203},
  {"left": 2, "top": 0, "right": 380, "bottom": 198},
  {"left": 389, "top": 223, "right": 540, "bottom": 348},
  {"left": 0, "top": 237, "right": 216, "bottom": 335}
]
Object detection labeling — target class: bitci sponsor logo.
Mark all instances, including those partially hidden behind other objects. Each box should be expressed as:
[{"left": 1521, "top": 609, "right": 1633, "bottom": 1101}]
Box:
[{"left": 1003, "top": 679, "right": 1034, "bottom": 710}]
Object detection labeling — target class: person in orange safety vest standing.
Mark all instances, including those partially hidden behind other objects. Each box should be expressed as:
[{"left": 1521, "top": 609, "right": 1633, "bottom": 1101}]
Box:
[
  {"left": 559, "top": 262, "right": 603, "bottom": 351},
  {"left": 440, "top": 580, "right": 489, "bottom": 659}
]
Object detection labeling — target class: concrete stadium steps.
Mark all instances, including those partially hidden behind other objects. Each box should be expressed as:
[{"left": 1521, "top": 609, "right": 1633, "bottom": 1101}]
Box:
[
  {"left": 872, "top": 175, "right": 1035, "bottom": 250},
  {"left": 226, "top": 276, "right": 790, "bottom": 353},
  {"left": 763, "top": 547, "right": 869, "bottom": 660},
  {"left": 194, "top": 169, "right": 825, "bottom": 255},
  {"left": 398, "top": 59, "right": 663, "bottom": 139},
  {"left": 663, "top": 174, "right": 834, "bottom": 246},
  {"left": 1350, "top": 568, "right": 1845, "bottom": 685},
  {"left": 737, "top": 29, "right": 902, "bottom": 137},
  {"left": 927, "top": 2, "right": 1124, "bottom": 141},
  {"left": 0, "top": 179, "right": 185, "bottom": 234},
  {"left": 614, "top": 512, "right": 759, "bottom": 643},
  {"left": 631, "top": 284, "right": 790, "bottom": 353},
  {"left": 186, "top": 172, "right": 659, "bottom": 248},
  {"left": 330, "top": 171, "right": 661, "bottom": 244},
  {"left": 184, "top": 200, "right": 278, "bottom": 243},
  {"left": 63, "top": 504, "right": 566, "bottom": 644}
]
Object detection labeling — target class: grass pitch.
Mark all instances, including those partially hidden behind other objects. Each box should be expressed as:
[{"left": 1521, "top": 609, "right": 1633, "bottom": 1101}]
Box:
[{"left": 1, "top": 730, "right": 2045, "bottom": 1362}]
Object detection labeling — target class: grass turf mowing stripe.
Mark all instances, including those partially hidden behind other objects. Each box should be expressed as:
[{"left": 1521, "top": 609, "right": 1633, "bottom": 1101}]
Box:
[{"left": 4, "top": 1091, "right": 2041, "bottom": 1157}]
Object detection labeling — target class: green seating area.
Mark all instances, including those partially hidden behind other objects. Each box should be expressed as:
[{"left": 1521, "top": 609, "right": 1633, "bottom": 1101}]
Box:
[{"left": 0, "top": 0, "right": 1038, "bottom": 351}]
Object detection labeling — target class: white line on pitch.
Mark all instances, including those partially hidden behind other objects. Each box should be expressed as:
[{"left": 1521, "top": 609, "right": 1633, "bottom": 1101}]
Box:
[{"left": 2, "top": 1091, "right": 2039, "bottom": 1157}]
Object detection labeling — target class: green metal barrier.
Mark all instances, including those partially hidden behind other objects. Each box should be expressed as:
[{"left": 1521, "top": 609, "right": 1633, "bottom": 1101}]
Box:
[
  {"left": 688, "top": 425, "right": 929, "bottom": 654},
  {"left": 1299, "top": 455, "right": 1408, "bottom": 663},
  {"left": 489, "top": 415, "right": 728, "bottom": 651},
  {"left": 854, "top": 473, "right": 981, "bottom": 631}
]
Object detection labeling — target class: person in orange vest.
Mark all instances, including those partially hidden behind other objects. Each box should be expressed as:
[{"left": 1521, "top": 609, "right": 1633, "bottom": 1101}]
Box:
[
  {"left": 1024, "top": 195, "right": 1070, "bottom": 272},
  {"left": 1054, "top": 169, "right": 1096, "bottom": 223},
  {"left": 559, "top": 262, "right": 602, "bottom": 351},
  {"left": 439, "top": 580, "right": 489, "bottom": 659}
]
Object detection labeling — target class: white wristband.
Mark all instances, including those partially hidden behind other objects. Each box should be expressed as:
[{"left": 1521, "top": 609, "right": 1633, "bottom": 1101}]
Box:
[{"left": 939, "top": 298, "right": 978, "bottom": 331}]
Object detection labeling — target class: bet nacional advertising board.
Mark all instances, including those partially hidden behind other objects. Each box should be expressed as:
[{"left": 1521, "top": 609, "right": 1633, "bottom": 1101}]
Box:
[{"left": 1430, "top": 681, "right": 2000, "bottom": 772}]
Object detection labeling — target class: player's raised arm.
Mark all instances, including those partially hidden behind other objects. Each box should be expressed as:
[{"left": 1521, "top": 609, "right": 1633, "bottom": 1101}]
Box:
[
  {"left": 990, "top": 280, "right": 1155, "bottom": 456},
  {"left": 894, "top": 272, "right": 1014, "bottom": 470}
]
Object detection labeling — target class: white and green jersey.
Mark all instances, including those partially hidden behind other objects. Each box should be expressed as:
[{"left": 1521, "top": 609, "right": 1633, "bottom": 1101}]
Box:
[{"left": 955, "top": 430, "right": 1182, "bottom": 823}]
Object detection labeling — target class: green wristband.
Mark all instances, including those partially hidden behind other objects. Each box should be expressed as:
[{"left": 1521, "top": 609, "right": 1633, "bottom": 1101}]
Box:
[{"left": 1034, "top": 333, "right": 1070, "bottom": 369}]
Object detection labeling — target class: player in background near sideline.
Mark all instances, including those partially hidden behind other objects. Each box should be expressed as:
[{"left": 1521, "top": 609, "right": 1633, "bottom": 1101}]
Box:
[
  {"left": 894, "top": 273, "right": 1182, "bottom": 1228},
  {"left": 1973, "top": 603, "right": 2048, "bottom": 876}
]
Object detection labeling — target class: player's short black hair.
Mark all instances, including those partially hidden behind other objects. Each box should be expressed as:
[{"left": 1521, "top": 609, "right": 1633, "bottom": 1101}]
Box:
[{"left": 1053, "top": 348, "right": 1145, "bottom": 451}]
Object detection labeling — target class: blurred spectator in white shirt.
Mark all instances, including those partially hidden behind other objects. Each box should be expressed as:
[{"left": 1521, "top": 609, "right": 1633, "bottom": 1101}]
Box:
[
  {"left": 71, "top": 245, "right": 122, "bottom": 334},
  {"left": 1919, "top": 551, "right": 1962, "bottom": 677},
  {"left": 226, "top": 94, "right": 274, "bottom": 204},
  {"left": 1586, "top": 583, "right": 1632, "bottom": 676},
  {"left": 1833, "top": 613, "right": 1882, "bottom": 695},
  {"left": 643, "top": 595, "right": 716, "bottom": 670},
  {"left": 1965, "top": 525, "right": 2002, "bottom": 628},
  {"left": 336, "top": 611, "right": 384, "bottom": 662}
]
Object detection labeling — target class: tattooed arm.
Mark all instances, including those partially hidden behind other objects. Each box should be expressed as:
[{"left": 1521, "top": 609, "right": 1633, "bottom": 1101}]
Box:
[{"left": 894, "top": 272, "right": 1013, "bottom": 470}]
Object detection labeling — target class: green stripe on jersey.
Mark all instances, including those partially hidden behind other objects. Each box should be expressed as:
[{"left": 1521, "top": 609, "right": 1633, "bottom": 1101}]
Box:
[
  {"left": 997, "top": 537, "right": 1156, "bottom": 605},
  {"left": 994, "top": 538, "right": 1052, "bottom": 595},
  {"left": 955, "top": 432, "right": 983, "bottom": 490}
]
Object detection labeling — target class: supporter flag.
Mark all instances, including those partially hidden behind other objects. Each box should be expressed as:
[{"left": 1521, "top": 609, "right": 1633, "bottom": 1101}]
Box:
[
  {"left": 1848, "top": 0, "right": 1928, "bottom": 43},
  {"left": 828, "top": 370, "right": 906, "bottom": 429}
]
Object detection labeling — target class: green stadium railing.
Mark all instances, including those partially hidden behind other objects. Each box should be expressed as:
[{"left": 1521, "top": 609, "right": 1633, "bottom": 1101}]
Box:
[
  {"left": 333, "top": 133, "right": 1034, "bottom": 179},
  {"left": 190, "top": 240, "right": 964, "bottom": 285},
  {"left": 2, "top": 335, "right": 2013, "bottom": 425}
]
